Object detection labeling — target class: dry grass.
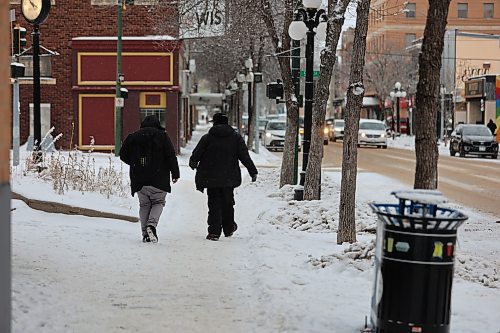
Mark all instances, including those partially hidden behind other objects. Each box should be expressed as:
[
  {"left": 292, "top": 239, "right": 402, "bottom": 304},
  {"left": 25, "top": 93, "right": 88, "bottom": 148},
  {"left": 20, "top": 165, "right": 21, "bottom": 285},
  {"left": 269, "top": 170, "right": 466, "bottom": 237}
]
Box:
[{"left": 22, "top": 127, "right": 128, "bottom": 199}]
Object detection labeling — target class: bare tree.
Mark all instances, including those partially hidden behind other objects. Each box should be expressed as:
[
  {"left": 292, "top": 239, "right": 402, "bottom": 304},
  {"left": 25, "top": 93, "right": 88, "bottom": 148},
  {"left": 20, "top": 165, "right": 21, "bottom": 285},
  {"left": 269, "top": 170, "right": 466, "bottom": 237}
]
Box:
[
  {"left": 336, "top": 0, "right": 370, "bottom": 244},
  {"left": 259, "top": 0, "right": 300, "bottom": 187},
  {"left": 364, "top": 44, "right": 417, "bottom": 119},
  {"left": 302, "top": 0, "right": 350, "bottom": 200},
  {"left": 414, "top": 0, "right": 451, "bottom": 189}
]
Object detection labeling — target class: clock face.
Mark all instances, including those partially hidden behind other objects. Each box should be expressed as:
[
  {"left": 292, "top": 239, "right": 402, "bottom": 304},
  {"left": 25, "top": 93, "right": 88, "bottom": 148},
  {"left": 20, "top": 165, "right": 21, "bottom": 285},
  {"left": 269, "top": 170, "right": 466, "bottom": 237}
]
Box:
[{"left": 21, "top": 0, "right": 50, "bottom": 24}]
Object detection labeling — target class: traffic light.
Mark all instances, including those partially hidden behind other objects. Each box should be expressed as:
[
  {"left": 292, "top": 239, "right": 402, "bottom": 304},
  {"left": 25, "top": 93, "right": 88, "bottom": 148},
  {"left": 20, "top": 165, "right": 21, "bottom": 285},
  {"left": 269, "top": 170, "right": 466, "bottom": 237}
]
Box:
[
  {"left": 12, "top": 25, "right": 27, "bottom": 56},
  {"left": 266, "top": 80, "right": 283, "bottom": 100}
]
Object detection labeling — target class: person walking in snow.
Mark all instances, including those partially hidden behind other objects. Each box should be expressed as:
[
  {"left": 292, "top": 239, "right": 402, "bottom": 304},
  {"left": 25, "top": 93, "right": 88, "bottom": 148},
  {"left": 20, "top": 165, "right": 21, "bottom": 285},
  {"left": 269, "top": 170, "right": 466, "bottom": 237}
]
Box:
[
  {"left": 487, "top": 119, "right": 497, "bottom": 135},
  {"left": 120, "top": 115, "right": 180, "bottom": 243},
  {"left": 189, "top": 113, "right": 258, "bottom": 241}
]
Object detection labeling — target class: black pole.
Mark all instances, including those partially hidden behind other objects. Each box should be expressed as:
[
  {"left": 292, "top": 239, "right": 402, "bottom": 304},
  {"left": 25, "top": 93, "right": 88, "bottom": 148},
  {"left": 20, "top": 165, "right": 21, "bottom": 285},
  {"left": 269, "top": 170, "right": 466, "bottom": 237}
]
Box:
[
  {"left": 300, "top": 27, "right": 315, "bottom": 185},
  {"left": 32, "top": 24, "right": 42, "bottom": 151},
  {"left": 292, "top": 39, "right": 300, "bottom": 185},
  {"left": 396, "top": 96, "right": 400, "bottom": 134}
]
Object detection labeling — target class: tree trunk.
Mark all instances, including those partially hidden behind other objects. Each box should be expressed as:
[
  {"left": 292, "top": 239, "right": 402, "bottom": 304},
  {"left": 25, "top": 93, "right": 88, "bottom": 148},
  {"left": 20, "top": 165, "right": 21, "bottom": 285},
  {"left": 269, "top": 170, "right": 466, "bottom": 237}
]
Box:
[
  {"left": 259, "top": 0, "right": 299, "bottom": 187},
  {"left": 337, "top": 0, "right": 371, "bottom": 244},
  {"left": 303, "top": 0, "right": 351, "bottom": 200},
  {"left": 414, "top": 0, "right": 451, "bottom": 189}
]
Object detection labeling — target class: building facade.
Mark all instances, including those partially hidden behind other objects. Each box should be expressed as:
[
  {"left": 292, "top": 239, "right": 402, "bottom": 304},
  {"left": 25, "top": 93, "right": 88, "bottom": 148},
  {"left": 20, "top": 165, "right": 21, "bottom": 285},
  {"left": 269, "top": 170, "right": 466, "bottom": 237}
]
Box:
[
  {"left": 8, "top": 0, "right": 188, "bottom": 152},
  {"left": 367, "top": 0, "right": 500, "bottom": 131}
]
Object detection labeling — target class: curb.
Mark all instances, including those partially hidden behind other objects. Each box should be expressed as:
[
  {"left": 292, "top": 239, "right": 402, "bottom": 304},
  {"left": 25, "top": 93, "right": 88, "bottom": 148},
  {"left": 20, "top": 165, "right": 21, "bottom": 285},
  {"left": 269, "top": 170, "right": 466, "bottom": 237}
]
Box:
[{"left": 11, "top": 191, "right": 139, "bottom": 223}]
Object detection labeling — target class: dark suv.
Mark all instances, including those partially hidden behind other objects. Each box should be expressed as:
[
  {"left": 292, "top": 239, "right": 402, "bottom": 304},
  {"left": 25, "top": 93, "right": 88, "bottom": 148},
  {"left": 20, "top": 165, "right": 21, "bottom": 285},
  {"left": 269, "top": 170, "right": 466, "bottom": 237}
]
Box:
[{"left": 449, "top": 124, "right": 498, "bottom": 159}]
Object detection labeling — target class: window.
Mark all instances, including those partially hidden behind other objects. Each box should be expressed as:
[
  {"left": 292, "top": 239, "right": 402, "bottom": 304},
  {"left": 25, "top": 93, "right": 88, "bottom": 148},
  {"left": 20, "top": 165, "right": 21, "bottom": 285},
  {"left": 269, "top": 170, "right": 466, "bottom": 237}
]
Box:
[
  {"left": 140, "top": 109, "right": 166, "bottom": 129},
  {"left": 405, "top": 33, "right": 416, "bottom": 47},
  {"left": 458, "top": 3, "right": 468, "bottom": 18},
  {"left": 484, "top": 3, "right": 494, "bottom": 18},
  {"left": 405, "top": 3, "right": 416, "bottom": 18}
]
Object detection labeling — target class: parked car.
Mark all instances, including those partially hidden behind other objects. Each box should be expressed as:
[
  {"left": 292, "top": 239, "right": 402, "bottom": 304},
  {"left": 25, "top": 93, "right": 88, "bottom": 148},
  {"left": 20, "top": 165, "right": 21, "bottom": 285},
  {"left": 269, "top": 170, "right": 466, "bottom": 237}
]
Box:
[
  {"left": 332, "top": 119, "right": 345, "bottom": 142},
  {"left": 258, "top": 119, "right": 269, "bottom": 139},
  {"left": 358, "top": 119, "right": 388, "bottom": 148},
  {"left": 449, "top": 124, "right": 498, "bottom": 159}
]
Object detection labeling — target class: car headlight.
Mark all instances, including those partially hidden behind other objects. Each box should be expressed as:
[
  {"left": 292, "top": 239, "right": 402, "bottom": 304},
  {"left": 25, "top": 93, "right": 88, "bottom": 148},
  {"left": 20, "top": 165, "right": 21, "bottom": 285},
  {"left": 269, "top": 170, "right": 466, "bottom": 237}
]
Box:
[
  {"left": 360, "top": 132, "right": 366, "bottom": 138},
  {"left": 266, "top": 132, "right": 271, "bottom": 138},
  {"left": 299, "top": 128, "right": 304, "bottom": 135},
  {"left": 323, "top": 127, "right": 329, "bottom": 135},
  {"left": 462, "top": 139, "right": 472, "bottom": 144},
  {"left": 380, "top": 133, "right": 385, "bottom": 138}
]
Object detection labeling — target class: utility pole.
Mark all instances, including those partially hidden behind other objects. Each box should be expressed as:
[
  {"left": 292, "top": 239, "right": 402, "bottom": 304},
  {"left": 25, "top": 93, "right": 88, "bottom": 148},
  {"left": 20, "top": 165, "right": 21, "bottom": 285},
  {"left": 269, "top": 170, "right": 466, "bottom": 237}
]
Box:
[{"left": 114, "top": 0, "right": 123, "bottom": 156}]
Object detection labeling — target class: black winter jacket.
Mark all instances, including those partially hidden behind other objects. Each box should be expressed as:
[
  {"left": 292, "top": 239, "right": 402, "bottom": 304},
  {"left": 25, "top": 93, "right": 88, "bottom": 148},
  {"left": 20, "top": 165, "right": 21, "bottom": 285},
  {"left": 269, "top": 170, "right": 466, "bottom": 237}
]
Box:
[
  {"left": 189, "top": 124, "right": 258, "bottom": 190},
  {"left": 120, "top": 115, "right": 180, "bottom": 195}
]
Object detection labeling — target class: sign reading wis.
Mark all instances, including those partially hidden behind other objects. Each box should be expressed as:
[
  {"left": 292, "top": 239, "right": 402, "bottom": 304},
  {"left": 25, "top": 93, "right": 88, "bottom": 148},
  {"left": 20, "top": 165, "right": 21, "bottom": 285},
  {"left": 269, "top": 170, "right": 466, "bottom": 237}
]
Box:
[{"left": 179, "top": 0, "right": 225, "bottom": 39}]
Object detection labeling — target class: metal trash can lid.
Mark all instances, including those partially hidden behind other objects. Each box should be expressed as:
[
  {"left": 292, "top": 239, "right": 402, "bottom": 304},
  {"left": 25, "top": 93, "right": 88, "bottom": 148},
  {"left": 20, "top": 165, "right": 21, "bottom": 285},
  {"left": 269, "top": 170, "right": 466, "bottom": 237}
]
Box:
[{"left": 391, "top": 189, "right": 448, "bottom": 205}]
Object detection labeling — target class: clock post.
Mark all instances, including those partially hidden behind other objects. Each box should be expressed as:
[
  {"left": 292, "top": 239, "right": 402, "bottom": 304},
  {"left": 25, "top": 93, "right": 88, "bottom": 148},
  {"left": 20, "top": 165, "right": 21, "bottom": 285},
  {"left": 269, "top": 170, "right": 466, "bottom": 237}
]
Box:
[
  {"left": 32, "top": 24, "right": 42, "bottom": 158},
  {"left": 20, "top": 0, "right": 50, "bottom": 160}
]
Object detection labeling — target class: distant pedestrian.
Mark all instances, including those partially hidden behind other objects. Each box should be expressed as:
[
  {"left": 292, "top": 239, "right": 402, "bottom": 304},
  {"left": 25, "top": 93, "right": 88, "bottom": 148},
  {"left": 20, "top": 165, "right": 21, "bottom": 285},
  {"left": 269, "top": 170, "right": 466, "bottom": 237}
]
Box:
[
  {"left": 487, "top": 119, "right": 497, "bottom": 135},
  {"left": 120, "top": 115, "right": 180, "bottom": 243},
  {"left": 189, "top": 113, "right": 258, "bottom": 241}
]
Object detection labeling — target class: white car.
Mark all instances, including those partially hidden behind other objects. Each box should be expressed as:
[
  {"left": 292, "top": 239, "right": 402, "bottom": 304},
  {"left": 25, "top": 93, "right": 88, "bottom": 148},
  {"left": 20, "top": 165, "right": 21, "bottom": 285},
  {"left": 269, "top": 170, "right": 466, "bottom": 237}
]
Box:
[
  {"left": 263, "top": 120, "right": 287, "bottom": 151},
  {"left": 332, "top": 119, "right": 344, "bottom": 142},
  {"left": 358, "top": 119, "right": 388, "bottom": 149}
]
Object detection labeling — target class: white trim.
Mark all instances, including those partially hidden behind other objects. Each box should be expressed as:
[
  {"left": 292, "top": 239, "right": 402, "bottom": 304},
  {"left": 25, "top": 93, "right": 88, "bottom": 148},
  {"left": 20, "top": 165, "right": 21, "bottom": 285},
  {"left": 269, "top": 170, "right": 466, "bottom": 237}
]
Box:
[{"left": 383, "top": 256, "right": 454, "bottom": 266}]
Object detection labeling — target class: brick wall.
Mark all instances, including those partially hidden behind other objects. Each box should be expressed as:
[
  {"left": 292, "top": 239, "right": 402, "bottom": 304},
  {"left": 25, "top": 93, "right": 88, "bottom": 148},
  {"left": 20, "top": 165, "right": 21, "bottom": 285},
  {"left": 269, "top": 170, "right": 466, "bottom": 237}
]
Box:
[{"left": 9, "top": 1, "right": 177, "bottom": 149}]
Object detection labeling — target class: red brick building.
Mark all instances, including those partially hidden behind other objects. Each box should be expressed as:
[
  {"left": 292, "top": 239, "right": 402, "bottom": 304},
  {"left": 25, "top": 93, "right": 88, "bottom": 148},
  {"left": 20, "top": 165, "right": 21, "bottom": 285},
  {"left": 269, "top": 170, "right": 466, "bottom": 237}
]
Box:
[{"left": 9, "top": 1, "right": 186, "bottom": 152}]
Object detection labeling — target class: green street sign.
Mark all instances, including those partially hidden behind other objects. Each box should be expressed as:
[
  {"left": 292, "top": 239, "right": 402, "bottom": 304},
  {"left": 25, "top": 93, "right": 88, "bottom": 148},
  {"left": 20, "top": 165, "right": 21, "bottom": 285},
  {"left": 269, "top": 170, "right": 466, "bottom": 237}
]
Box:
[{"left": 300, "top": 70, "right": 320, "bottom": 78}]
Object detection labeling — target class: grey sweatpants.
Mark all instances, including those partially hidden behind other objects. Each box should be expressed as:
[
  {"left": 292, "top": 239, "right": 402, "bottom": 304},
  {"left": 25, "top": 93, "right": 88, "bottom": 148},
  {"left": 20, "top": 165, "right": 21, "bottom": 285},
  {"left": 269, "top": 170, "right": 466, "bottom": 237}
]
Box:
[{"left": 137, "top": 186, "right": 167, "bottom": 237}]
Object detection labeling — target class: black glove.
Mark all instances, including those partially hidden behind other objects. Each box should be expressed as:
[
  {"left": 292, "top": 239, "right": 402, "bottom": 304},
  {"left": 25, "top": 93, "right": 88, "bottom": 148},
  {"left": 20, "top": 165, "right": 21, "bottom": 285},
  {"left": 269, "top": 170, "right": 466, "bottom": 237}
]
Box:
[
  {"left": 251, "top": 174, "right": 257, "bottom": 182},
  {"left": 189, "top": 160, "right": 197, "bottom": 170}
]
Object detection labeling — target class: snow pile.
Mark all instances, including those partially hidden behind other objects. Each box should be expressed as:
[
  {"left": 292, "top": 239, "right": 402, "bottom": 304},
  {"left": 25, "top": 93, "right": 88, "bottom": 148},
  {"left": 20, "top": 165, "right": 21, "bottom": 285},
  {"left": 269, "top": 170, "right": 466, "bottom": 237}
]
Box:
[
  {"left": 309, "top": 239, "right": 376, "bottom": 271},
  {"left": 455, "top": 255, "right": 500, "bottom": 288}
]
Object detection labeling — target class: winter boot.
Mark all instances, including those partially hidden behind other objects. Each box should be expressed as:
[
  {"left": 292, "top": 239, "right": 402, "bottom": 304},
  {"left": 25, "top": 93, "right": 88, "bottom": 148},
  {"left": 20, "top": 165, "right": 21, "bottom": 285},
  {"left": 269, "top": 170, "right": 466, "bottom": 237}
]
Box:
[
  {"left": 225, "top": 222, "right": 238, "bottom": 237},
  {"left": 142, "top": 235, "right": 150, "bottom": 243},
  {"left": 206, "top": 233, "right": 220, "bottom": 241},
  {"left": 146, "top": 225, "right": 158, "bottom": 243}
]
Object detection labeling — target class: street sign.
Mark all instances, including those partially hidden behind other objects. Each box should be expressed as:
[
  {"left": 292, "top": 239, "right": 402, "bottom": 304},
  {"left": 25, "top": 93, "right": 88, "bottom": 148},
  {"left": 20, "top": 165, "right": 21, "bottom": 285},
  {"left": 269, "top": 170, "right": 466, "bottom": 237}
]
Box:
[
  {"left": 300, "top": 70, "right": 320, "bottom": 78},
  {"left": 115, "top": 97, "right": 124, "bottom": 108}
]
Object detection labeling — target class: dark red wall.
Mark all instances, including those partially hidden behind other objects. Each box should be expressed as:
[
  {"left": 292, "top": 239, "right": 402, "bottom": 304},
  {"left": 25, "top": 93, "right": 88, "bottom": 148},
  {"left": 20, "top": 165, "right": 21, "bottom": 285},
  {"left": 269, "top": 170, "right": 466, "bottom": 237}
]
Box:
[{"left": 9, "top": 1, "right": 178, "bottom": 150}]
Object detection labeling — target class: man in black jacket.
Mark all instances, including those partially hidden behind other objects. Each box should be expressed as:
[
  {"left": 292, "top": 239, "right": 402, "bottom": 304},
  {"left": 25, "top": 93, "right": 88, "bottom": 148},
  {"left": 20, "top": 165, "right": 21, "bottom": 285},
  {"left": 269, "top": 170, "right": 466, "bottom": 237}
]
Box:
[
  {"left": 120, "top": 115, "right": 180, "bottom": 243},
  {"left": 189, "top": 113, "right": 258, "bottom": 241}
]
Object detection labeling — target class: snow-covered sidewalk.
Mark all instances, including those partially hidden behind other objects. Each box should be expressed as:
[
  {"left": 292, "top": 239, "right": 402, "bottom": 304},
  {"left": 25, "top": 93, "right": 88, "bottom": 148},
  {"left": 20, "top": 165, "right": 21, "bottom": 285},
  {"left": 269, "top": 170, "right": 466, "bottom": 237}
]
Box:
[{"left": 11, "top": 128, "right": 500, "bottom": 333}]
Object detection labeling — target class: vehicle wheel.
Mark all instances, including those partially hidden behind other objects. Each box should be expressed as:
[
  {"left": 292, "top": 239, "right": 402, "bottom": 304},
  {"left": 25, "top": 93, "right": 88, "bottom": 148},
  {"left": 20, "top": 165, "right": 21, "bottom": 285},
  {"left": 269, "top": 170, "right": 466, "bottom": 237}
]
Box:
[
  {"left": 357, "top": 144, "right": 361, "bottom": 148},
  {"left": 382, "top": 145, "right": 387, "bottom": 149},
  {"left": 324, "top": 139, "right": 329, "bottom": 145},
  {"left": 492, "top": 154, "right": 498, "bottom": 159},
  {"left": 449, "top": 149, "right": 456, "bottom": 156},
  {"left": 459, "top": 145, "right": 465, "bottom": 157},
  {"left": 333, "top": 137, "right": 337, "bottom": 142}
]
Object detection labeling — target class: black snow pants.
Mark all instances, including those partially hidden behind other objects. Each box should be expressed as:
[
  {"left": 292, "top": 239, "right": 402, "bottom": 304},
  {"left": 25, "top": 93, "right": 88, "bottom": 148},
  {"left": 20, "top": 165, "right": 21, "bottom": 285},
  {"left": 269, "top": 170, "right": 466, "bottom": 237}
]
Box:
[{"left": 206, "top": 187, "right": 235, "bottom": 236}]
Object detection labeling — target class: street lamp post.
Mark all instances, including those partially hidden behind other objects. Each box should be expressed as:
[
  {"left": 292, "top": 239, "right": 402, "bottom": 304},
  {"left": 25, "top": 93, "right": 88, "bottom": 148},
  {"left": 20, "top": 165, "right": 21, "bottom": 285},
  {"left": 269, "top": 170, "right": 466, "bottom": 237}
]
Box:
[
  {"left": 389, "top": 82, "right": 407, "bottom": 136},
  {"left": 440, "top": 85, "right": 447, "bottom": 141},
  {"left": 288, "top": 0, "right": 327, "bottom": 200}
]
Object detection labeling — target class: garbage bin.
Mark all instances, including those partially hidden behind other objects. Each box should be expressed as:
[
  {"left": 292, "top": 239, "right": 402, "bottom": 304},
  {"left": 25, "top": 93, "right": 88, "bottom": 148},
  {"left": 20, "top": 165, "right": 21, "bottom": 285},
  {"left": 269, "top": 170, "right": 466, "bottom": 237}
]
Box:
[{"left": 369, "top": 190, "right": 468, "bottom": 333}]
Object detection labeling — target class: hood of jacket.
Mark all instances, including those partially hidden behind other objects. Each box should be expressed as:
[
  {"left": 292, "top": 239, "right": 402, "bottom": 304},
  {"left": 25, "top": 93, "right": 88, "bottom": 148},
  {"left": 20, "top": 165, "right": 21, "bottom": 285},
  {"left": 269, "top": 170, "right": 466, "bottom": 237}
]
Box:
[
  {"left": 209, "top": 124, "right": 236, "bottom": 138},
  {"left": 140, "top": 115, "right": 165, "bottom": 130}
]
